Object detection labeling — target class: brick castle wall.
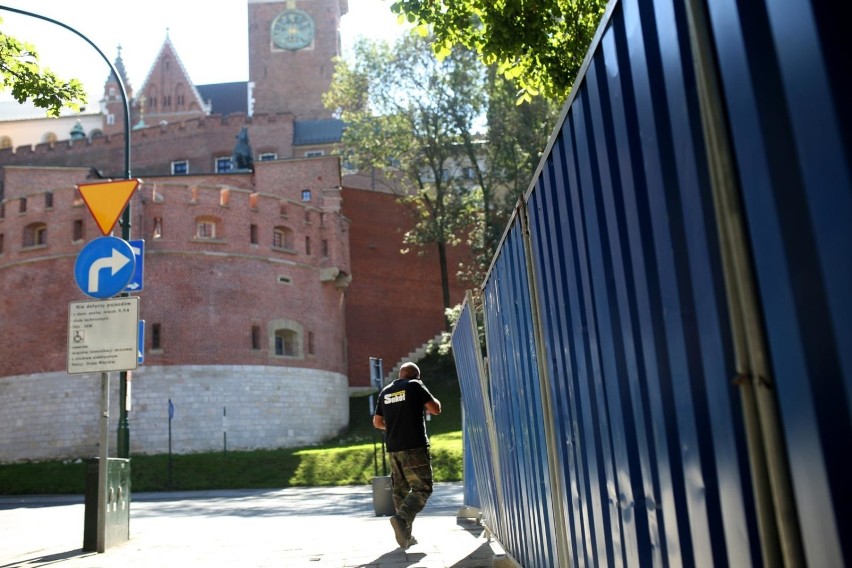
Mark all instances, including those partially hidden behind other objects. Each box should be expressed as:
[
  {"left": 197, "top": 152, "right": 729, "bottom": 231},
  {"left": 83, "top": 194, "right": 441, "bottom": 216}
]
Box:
[
  {"left": 0, "top": 366, "right": 348, "bottom": 462},
  {"left": 341, "top": 183, "right": 470, "bottom": 387},
  {"left": 0, "top": 113, "right": 296, "bottom": 178}
]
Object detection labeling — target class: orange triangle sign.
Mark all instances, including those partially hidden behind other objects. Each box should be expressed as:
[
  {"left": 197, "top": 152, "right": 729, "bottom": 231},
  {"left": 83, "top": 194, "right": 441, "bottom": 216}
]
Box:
[{"left": 77, "top": 179, "right": 140, "bottom": 236}]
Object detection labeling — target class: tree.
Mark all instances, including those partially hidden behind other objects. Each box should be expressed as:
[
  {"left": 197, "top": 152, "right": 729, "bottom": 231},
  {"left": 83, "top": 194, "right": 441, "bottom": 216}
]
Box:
[
  {"left": 325, "top": 34, "right": 488, "bottom": 321},
  {"left": 453, "top": 69, "right": 559, "bottom": 285},
  {"left": 1, "top": 21, "right": 87, "bottom": 116},
  {"left": 390, "top": 0, "right": 608, "bottom": 103}
]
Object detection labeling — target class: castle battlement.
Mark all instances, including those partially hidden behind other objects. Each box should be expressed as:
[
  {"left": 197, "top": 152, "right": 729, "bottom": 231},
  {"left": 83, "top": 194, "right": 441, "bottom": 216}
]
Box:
[{"left": 0, "top": 112, "right": 297, "bottom": 168}]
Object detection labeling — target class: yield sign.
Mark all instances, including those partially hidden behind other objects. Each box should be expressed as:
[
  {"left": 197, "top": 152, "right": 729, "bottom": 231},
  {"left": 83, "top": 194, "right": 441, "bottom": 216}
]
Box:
[{"left": 77, "top": 179, "right": 140, "bottom": 235}]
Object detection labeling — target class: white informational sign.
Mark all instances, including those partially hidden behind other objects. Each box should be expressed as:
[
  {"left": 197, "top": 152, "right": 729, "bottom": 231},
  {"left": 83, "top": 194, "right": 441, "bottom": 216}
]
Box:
[{"left": 67, "top": 297, "right": 140, "bottom": 374}]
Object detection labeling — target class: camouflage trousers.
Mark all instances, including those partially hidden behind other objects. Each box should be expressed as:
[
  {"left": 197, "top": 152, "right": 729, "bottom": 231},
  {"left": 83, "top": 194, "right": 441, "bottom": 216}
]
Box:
[{"left": 389, "top": 447, "right": 434, "bottom": 527}]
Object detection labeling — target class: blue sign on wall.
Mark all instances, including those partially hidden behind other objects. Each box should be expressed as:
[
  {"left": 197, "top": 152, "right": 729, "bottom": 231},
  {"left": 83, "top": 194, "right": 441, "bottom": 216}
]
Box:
[
  {"left": 138, "top": 319, "right": 145, "bottom": 364},
  {"left": 74, "top": 236, "right": 136, "bottom": 299},
  {"left": 125, "top": 239, "right": 145, "bottom": 292}
]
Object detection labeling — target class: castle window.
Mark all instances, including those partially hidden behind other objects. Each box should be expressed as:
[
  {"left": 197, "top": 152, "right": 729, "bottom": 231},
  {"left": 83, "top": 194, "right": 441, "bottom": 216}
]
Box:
[
  {"left": 44, "top": 192, "right": 53, "bottom": 209},
  {"left": 259, "top": 152, "right": 277, "bottom": 161},
  {"left": 215, "top": 157, "right": 233, "bottom": 173},
  {"left": 163, "top": 95, "right": 171, "bottom": 108},
  {"left": 73, "top": 219, "right": 84, "bottom": 242},
  {"left": 196, "top": 219, "right": 217, "bottom": 239},
  {"left": 148, "top": 96, "right": 157, "bottom": 110},
  {"left": 23, "top": 222, "right": 47, "bottom": 247},
  {"left": 268, "top": 320, "right": 304, "bottom": 358},
  {"left": 0, "top": 203, "right": 4, "bottom": 219},
  {"left": 172, "top": 160, "right": 189, "bottom": 175},
  {"left": 307, "top": 331, "right": 315, "bottom": 355},
  {"left": 305, "top": 236, "right": 312, "bottom": 255},
  {"left": 273, "top": 226, "right": 294, "bottom": 250},
  {"left": 153, "top": 217, "right": 163, "bottom": 239},
  {"left": 275, "top": 330, "right": 297, "bottom": 357},
  {"left": 0, "top": 233, "right": 4, "bottom": 254},
  {"left": 321, "top": 239, "right": 328, "bottom": 257},
  {"left": 301, "top": 189, "right": 311, "bottom": 202},
  {"left": 151, "top": 323, "right": 162, "bottom": 350},
  {"left": 107, "top": 114, "right": 115, "bottom": 126},
  {"left": 19, "top": 197, "right": 26, "bottom": 213},
  {"left": 250, "top": 224, "right": 258, "bottom": 245},
  {"left": 280, "top": 203, "right": 288, "bottom": 218},
  {"left": 251, "top": 325, "right": 261, "bottom": 350},
  {"left": 305, "top": 150, "right": 324, "bottom": 157}
]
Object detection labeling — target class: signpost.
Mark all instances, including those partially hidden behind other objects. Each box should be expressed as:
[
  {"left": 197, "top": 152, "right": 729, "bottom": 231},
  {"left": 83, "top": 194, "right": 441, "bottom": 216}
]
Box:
[{"left": 70, "top": 180, "right": 141, "bottom": 553}]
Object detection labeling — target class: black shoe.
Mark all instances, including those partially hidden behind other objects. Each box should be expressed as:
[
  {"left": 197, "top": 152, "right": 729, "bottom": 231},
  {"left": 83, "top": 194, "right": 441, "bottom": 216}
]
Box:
[{"left": 390, "top": 515, "right": 408, "bottom": 548}]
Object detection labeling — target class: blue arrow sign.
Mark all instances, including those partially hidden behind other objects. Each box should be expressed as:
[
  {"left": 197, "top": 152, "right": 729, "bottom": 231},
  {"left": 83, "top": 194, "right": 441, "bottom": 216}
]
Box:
[
  {"left": 125, "top": 239, "right": 145, "bottom": 292},
  {"left": 74, "top": 237, "right": 136, "bottom": 299}
]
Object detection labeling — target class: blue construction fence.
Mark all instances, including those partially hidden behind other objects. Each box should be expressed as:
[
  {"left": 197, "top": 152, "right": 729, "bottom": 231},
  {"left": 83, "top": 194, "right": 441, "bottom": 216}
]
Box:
[{"left": 450, "top": 0, "right": 850, "bottom": 566}]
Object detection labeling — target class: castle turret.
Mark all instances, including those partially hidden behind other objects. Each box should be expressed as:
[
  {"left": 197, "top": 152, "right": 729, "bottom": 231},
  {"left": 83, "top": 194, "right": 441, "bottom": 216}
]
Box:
[{"left": 101, "top": 45, "right": 134, "bottom": 137}]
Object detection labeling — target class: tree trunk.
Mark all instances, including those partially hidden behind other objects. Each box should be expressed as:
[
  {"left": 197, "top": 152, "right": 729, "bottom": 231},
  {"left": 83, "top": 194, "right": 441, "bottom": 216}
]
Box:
[{"left": 437, "top": 240, "right": 451, "bottom": 329}]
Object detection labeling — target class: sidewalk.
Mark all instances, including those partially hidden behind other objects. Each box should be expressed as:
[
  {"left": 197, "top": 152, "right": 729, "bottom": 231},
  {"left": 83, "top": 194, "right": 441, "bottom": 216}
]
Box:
[{"left": 0, "top": 482, "right": 507, "bottom": 568}]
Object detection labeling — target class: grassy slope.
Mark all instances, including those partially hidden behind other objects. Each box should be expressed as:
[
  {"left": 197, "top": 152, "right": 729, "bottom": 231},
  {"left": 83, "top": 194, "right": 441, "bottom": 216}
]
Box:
[{"left": 0, "top": 353, "right": 462, "bottom": 495}]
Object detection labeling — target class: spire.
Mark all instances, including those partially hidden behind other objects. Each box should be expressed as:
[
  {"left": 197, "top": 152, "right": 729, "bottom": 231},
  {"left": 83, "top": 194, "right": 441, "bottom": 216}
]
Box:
[{"left": 107, "top": 44, "right": 133, "bottom": 96}]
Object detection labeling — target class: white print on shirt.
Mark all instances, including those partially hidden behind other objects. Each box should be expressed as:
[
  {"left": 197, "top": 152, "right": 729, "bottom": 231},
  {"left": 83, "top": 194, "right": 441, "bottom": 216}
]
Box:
[{"left": 384, "top": 390, "right": 405, "bottom": 404}]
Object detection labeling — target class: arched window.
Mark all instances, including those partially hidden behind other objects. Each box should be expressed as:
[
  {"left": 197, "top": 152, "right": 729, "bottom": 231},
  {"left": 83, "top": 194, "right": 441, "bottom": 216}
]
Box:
[
  {"left": 23, "top": 222, "right": 47, "bottom": 247},
  {"left": 268, "top": 319, "right": 303, "bottom": 358},
  {"left": 272, "top": 225, "right": 294, "bottom": 251},
  {"left": 194, "top": 216, "right": 221, "bottom": 240}
]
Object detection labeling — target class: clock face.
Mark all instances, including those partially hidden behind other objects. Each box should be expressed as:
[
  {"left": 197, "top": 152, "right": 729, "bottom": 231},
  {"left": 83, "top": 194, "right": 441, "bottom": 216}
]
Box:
[{"left": 271, "top": 10, "right": 315, "bottom": 51}]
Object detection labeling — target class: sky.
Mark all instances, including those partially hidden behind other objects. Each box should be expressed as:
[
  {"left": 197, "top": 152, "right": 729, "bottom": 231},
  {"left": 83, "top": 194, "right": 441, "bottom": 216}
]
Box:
[{"left": 0, "top": 0, "right": 410, "bottom": 105}]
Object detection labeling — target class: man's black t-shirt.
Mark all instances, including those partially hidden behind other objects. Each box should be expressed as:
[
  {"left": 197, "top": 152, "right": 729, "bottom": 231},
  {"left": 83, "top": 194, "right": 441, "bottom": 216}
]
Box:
[{"left": 375, "top": 378, "right": 437, "bottom": 452}]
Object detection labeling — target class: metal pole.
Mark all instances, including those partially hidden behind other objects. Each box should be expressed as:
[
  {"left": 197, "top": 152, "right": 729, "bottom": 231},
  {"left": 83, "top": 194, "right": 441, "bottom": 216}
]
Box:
[
  {"left": 0, "top": 5, "right": 134, "bottom": 459},
  {"left": 168, "top": 399, "right": 173, "bottom": 490},
  {"left": 97, "top": 372, "right": 110, "bottom": 553},
  {"left": 683, "top": 0, "right": 804, "bottom": 564}
]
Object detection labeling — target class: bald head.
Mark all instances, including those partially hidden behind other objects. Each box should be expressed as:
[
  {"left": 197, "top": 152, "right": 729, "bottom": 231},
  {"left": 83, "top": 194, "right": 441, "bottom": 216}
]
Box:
[{"left": 399, "top": 362, "right": 420, "bottom": 380}]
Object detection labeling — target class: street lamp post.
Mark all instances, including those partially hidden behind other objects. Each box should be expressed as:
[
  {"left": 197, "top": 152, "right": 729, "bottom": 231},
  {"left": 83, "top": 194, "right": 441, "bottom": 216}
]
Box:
[{"left": 0, "top": 6, "right": 133, "bottom": 458}]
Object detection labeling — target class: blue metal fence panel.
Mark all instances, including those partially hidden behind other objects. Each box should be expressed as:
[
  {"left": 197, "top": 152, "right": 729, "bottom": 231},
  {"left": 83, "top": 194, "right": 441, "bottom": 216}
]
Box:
[
  {"left": 705, "top": 0, "right": 852, "bottom": 564},
  {"left": 522, "top": 0, "right": 761, "bottom": 563},
  {"left": 451, "top": 301, "right": 496, "bottom": 523},
  {"left": 483, "top": 221, "right": 557, "bottom": 568},
  {"left": 451, "top": 0, "right": 848, "bottom": 564}
]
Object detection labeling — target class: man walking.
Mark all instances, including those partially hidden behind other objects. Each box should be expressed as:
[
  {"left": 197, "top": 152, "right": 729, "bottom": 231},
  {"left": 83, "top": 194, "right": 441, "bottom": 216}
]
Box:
[{"left": 373, "top": 361, "right": 442, "bottom": 549}]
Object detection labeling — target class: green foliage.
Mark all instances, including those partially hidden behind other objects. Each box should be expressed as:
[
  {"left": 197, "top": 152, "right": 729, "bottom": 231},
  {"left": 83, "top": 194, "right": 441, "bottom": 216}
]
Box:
[
  {"left": 0, "top": 22, "right": 87, "bottom": 116},
  {"left": 325, "top": 33, "right": 489, "bottom": 310},
  {"left": 390, "top": 0, "right": 608, "bottom": 103}
]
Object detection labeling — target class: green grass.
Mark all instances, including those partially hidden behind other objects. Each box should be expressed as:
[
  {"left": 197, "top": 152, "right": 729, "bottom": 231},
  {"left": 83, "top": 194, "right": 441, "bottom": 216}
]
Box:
[{"left": 0, "top": 352, "right": 463, "bottom": 495}]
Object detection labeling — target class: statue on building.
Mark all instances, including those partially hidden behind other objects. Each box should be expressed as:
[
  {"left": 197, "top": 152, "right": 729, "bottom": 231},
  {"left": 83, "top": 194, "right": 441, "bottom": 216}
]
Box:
[{"left": 233, "top": 127, "right": 254, "bottom": 172}]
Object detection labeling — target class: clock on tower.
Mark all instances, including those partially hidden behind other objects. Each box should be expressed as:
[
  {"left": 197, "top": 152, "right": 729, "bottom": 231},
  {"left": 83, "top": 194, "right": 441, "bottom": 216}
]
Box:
[
  {"left": 248, "top": 0, "right": 348, "bottom": 120},
  {"left": 271, "top": 9, "right": 315, "bottom": 50}
]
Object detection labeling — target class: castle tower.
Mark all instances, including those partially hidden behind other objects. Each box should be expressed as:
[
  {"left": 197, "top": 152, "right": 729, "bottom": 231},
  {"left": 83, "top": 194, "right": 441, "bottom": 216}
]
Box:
[
  {"left": 248, "top": 0, "right": 348, "bottom": 120},
  {"left": 101, "top": 45, "right": 134, "bottom": 137}
]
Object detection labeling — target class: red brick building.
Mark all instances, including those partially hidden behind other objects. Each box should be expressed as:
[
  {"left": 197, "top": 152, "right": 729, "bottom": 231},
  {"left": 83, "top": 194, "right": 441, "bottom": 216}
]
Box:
[{"left": 0, "top": 0, "right": 468, "bottom": 462}]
